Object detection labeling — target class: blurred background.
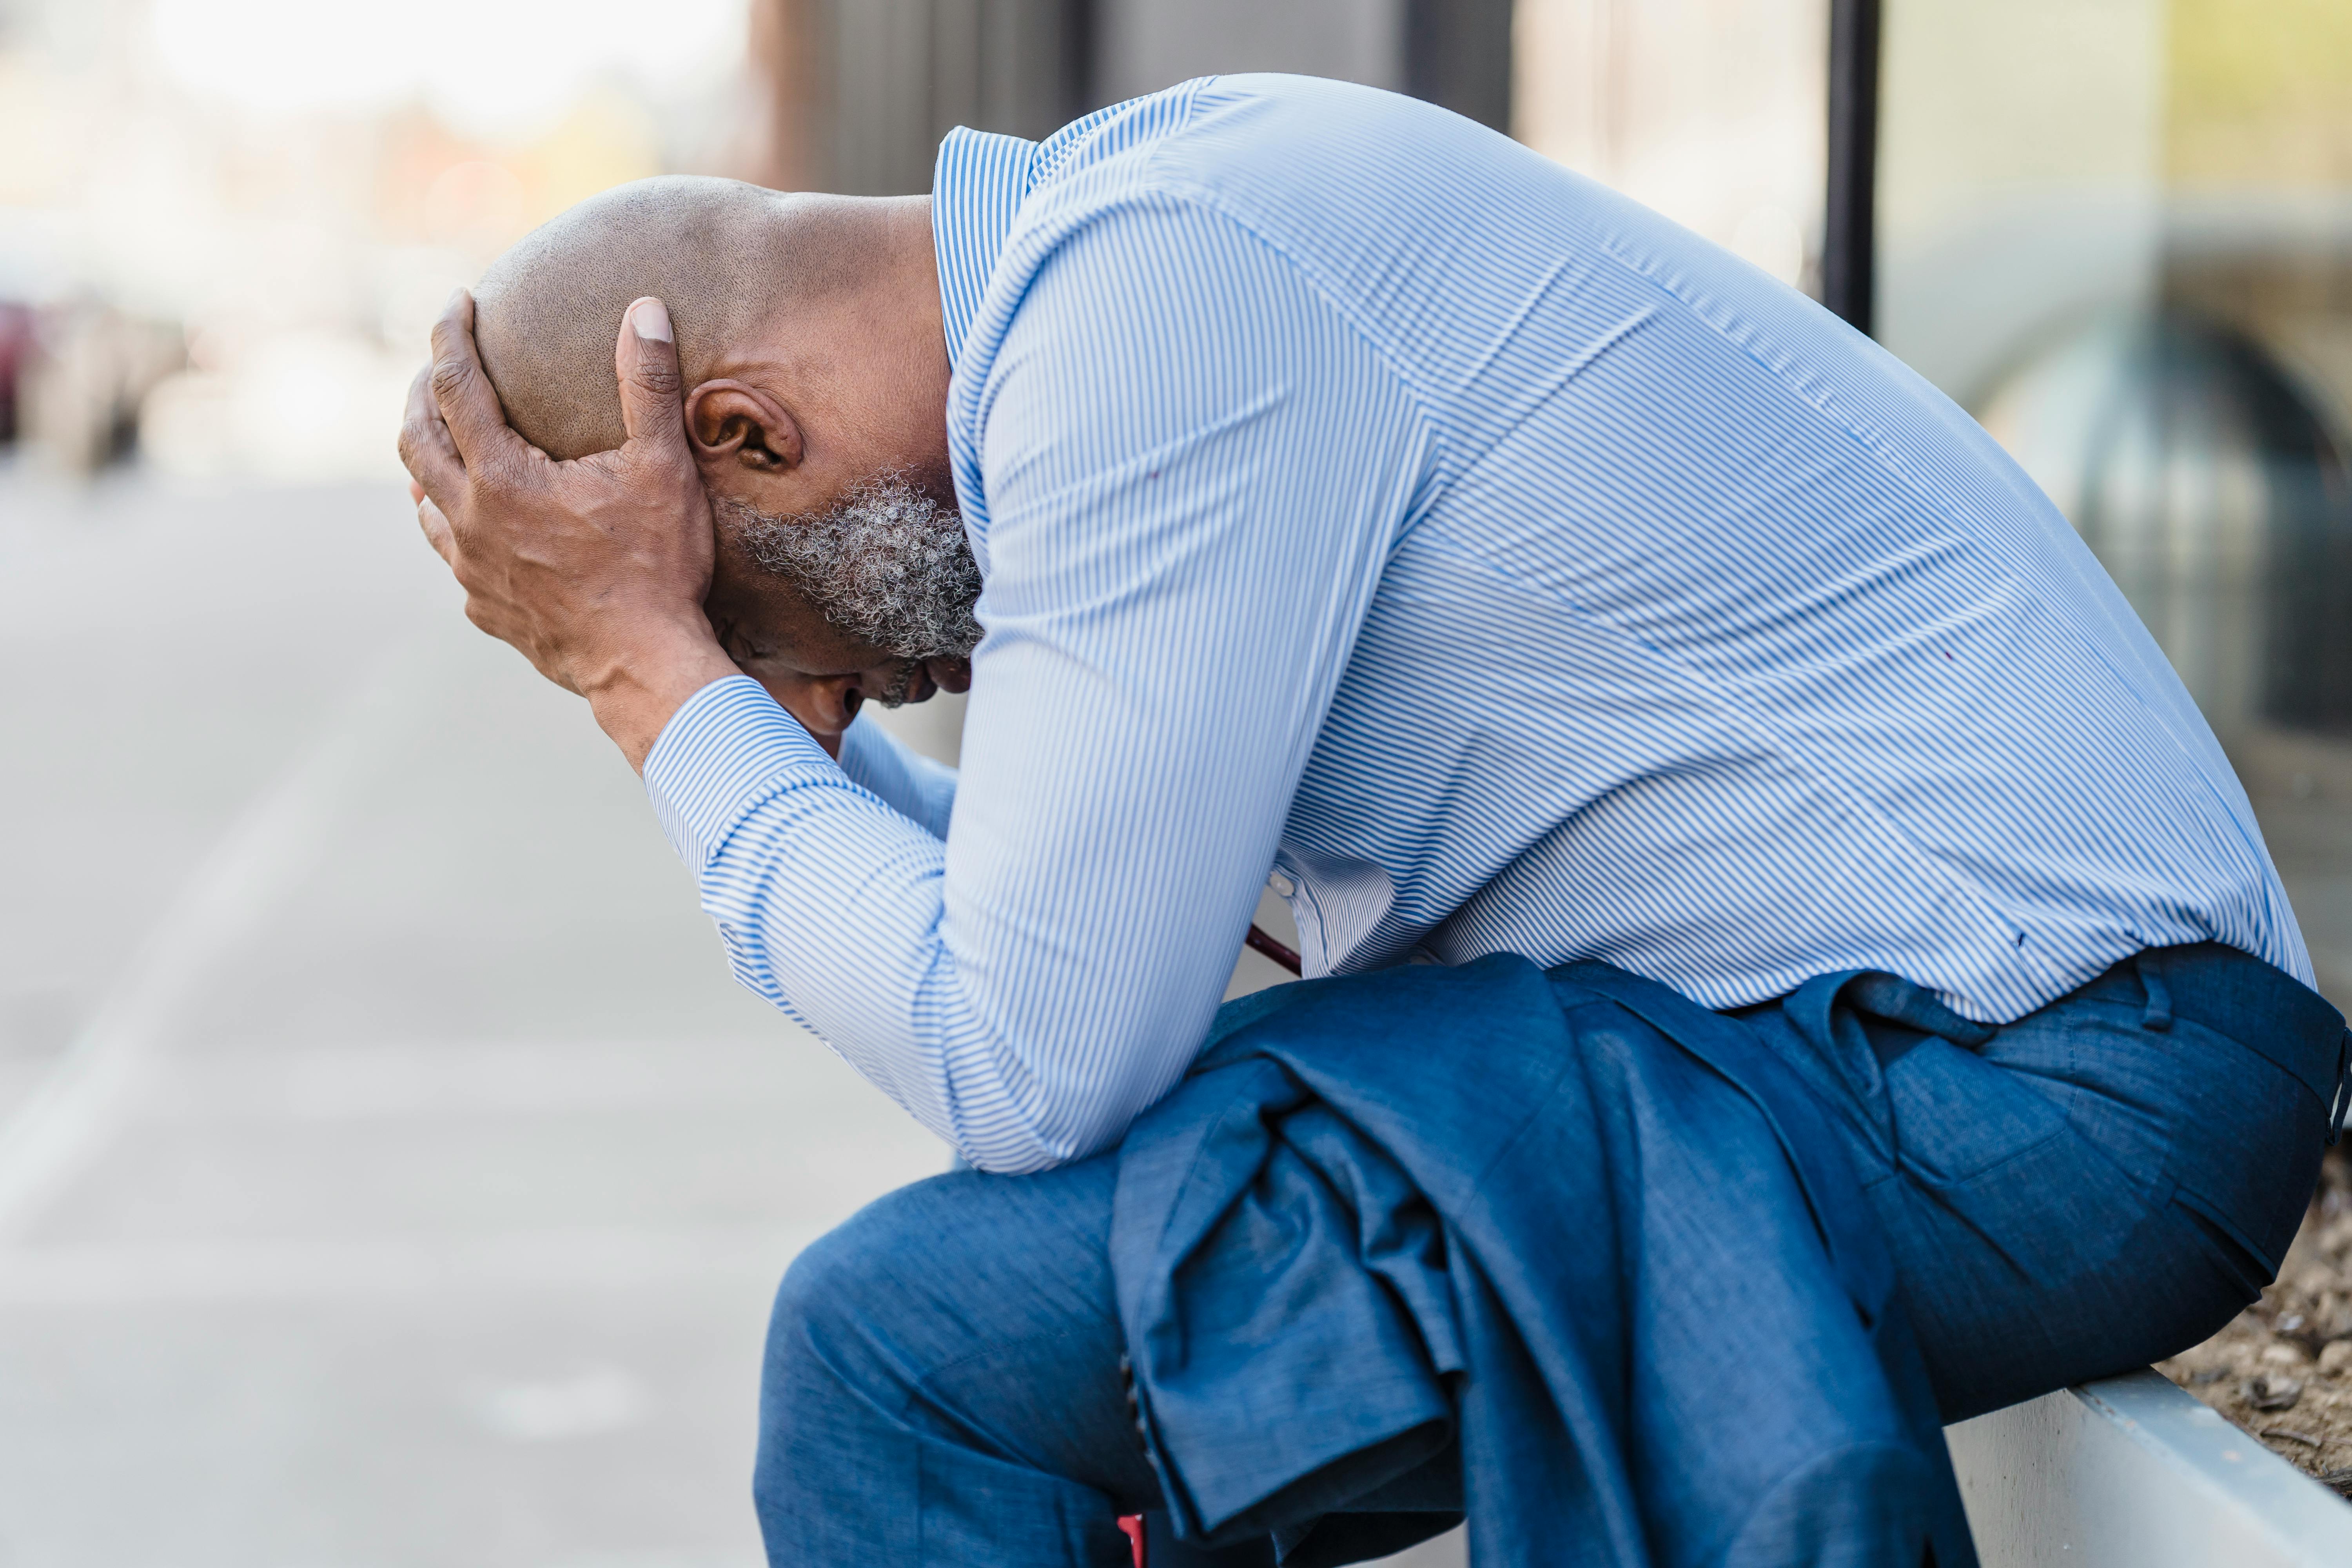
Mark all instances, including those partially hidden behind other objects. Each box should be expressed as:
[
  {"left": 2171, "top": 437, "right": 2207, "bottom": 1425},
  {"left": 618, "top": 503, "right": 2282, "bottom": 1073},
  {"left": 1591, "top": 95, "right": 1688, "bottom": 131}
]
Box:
[{"left": 1, "top": 1, "right": 2350, "bottom": 1564}]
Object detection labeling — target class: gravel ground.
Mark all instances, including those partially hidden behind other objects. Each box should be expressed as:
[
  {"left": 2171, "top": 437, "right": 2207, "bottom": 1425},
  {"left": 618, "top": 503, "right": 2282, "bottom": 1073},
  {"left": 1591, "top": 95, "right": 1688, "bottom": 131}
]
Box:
[{"left": 2160, "top": 1149, "right": 2352, "bottom": 1494}]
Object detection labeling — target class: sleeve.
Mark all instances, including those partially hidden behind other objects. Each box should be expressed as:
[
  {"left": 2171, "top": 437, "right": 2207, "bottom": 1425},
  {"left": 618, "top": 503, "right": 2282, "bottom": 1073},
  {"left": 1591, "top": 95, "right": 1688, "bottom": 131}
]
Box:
[
  {"left": 837, "top": 710, "right": 958, "bottom": 840},
  {"left": 642, "top": 200, "right": 1430, "bottom": 1171}
]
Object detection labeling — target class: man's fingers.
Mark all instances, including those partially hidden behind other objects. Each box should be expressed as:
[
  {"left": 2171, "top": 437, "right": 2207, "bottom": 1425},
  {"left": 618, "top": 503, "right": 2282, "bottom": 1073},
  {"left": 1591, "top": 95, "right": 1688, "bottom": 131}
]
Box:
[
  {"left": 398, "top": 363, "right": 467, "bottom": 508},
  {"left": 614, "top": 297, "right": 690, "bottom": 455},
  {"left": 415, "top": 494, "right": 458, "bottom": 566},
  {"left": 428, "top": 289, "right": 527, "bottom": 469}
]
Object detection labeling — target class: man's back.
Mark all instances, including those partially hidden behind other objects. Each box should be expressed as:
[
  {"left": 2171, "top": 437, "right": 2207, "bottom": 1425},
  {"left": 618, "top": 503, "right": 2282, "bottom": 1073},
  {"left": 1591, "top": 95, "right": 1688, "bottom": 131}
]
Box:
[
  {"left": 940, "top": 73, "right": 2306, "bottom": 1021},
  {"left": 621, "top": 74, "right": 2313, "bottom": 1170}
]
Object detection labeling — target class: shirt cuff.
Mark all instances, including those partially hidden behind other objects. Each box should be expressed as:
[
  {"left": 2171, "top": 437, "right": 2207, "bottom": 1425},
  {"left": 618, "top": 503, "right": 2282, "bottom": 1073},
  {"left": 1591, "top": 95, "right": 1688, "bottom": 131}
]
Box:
[{"left": 641, "top": 674, "right": 835, "bottom": 873}]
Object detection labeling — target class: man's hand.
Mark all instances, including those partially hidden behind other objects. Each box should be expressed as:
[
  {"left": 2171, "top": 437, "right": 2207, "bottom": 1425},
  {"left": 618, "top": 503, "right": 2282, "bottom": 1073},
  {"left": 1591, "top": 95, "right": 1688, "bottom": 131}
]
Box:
[{"left": 397, "top": 291, "right": 739, "bottom": 771}]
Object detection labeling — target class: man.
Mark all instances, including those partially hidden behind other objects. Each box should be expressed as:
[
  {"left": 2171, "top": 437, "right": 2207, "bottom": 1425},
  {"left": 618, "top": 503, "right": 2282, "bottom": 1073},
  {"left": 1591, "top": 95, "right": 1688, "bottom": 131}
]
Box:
[{"left": 401, "top": 76, "right": 2344, "bottom": 1565}]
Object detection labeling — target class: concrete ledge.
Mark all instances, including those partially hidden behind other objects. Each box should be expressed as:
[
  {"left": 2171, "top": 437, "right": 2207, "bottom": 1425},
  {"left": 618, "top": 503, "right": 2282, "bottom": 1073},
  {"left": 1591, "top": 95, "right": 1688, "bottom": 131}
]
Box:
[{"left": 1946, "top": 1369, "right": 2352, "bottom": 1566}]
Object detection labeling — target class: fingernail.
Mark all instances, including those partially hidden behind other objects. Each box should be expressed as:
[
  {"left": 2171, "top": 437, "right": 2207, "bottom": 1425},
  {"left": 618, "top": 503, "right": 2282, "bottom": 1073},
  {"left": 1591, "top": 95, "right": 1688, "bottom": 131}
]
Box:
[{"left": 630, "top": 298, "right": 672, "bottom": 344}]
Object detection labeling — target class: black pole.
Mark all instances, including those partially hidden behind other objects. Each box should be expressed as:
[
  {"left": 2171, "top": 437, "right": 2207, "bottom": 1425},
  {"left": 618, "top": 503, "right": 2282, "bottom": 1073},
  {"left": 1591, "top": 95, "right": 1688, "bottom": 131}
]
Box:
[
  {"left": 1823, "top": 0, "right": 1881, "bottom": 333},
  {"left": 1405, "top": 0, "right": 1515, "bottom": 133},
  {"left": 1060, "top": 0, "right": 1097, "bottom": 120}
]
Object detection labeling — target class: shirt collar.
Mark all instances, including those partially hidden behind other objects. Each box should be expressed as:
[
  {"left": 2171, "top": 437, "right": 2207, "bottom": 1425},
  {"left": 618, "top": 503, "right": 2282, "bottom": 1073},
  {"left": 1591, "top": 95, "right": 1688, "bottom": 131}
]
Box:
[{"left": 931, "top": 127, "right": 1040, "bottom": 369}]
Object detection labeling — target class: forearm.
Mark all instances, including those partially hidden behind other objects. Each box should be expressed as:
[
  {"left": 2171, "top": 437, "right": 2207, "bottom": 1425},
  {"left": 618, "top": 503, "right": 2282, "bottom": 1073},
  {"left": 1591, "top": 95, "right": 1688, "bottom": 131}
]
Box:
[
  {"left": 646, "top": 677, "right": 1086, "bottom": 1169},
  {"left": 635, "top": 202, "right": 1422, "bottom": 1170},
  {"left": 837, "top": 713, "right": 959, "bottom": 838}
]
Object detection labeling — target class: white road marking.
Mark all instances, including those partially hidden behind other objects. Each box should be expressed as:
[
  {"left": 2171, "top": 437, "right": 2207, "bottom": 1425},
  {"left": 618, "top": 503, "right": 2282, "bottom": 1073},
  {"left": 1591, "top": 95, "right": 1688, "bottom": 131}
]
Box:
[
  {"left": 0, "top": 1224, "right": 825, "bottom": 1307},
  {"left": 0, "top": 635, "right": 434, "bottom": 1245}
]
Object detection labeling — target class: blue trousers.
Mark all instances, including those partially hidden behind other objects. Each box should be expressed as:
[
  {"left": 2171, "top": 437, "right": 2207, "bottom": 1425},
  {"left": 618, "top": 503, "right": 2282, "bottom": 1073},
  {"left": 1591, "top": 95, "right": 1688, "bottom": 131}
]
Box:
[{"left": 752, "top": 946, "right": 2344, "bottom": 1566}]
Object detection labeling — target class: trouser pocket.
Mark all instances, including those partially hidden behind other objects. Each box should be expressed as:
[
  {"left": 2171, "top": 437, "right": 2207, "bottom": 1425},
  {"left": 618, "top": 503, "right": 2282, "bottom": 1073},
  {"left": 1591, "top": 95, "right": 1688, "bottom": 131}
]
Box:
[
  {"left": 1886, "top": 1035, "right": 2066, "bottom": 1186},
  {"left": 1882, "top": 1036, "right": 2094, "bottom": 1284},
  {"left": 2165, "top": 1022, "right": 2331, "bottom": 1282}
]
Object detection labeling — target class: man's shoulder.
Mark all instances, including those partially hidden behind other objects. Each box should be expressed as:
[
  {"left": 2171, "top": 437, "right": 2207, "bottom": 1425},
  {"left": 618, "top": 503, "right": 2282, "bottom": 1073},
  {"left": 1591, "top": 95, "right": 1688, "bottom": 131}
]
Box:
[
  {"left": 1022, "top": 74, "right": 1484, "bottom": 221},
  {"left": 978, "top": 75, "right": 1528, "bottom": 368},
  {"left": 970, "top": 80, "right": 1395, "bottom": 345},
  {"left": 1002, "top": 73, "right": 1590, "bottom": 362}
]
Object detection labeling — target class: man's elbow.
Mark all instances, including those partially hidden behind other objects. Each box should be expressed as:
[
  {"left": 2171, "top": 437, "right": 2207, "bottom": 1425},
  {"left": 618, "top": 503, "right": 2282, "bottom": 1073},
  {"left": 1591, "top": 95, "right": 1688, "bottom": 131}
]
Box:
[{"left": 951, "top": 1087, "right": 1144, "bottom": 1176}]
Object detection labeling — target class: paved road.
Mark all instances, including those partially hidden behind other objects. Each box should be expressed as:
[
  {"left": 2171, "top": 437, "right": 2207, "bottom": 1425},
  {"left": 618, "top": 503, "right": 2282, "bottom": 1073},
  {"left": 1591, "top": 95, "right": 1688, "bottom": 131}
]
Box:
[{"left": 0, "top": 466, "right": 1455, "bottom": 1568}]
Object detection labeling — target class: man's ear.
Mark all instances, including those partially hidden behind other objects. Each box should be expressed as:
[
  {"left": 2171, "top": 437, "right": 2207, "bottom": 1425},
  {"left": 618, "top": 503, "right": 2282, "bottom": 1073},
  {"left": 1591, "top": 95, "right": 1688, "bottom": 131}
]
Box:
[{"left": 685, "top": 379, "right": 805, "bottom": 473}]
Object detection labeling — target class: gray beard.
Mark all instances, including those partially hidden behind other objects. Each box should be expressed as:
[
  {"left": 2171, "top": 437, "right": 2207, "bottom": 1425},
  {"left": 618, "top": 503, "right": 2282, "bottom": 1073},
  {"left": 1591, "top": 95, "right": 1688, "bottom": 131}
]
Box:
[{"left": 716, "top": 475, "right": 984, "bottom": 667}]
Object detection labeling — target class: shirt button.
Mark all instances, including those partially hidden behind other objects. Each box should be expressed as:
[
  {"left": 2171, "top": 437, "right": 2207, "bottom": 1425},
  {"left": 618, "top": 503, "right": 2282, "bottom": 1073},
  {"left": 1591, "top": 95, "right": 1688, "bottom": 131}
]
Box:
[{"left": 1267, "top": 871, "right": 1296, "bottom": 898}]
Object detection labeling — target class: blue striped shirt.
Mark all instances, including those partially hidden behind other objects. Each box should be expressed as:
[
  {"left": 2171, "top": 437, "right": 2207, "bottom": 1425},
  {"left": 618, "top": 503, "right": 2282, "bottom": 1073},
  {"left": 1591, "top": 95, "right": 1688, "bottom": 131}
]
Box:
[{"left": 645, "top": 75, "right": 2309, "bottom": 1174}]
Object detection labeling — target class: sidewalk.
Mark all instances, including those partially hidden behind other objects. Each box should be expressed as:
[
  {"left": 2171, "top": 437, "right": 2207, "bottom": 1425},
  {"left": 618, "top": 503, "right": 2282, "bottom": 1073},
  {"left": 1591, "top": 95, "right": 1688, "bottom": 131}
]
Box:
[{"left": 0, "top": 474, "right": 942, "bottom": 1566}]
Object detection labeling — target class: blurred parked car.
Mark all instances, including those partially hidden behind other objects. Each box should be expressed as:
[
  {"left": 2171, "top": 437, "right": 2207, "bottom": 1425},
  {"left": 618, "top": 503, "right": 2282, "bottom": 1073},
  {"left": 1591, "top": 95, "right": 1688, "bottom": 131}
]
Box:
[
  {"left": 20, "top": 301, "right": 185, "bottom": 475},
  {"left": 0, "top": 301, "right": 34, "bottom": 446}
]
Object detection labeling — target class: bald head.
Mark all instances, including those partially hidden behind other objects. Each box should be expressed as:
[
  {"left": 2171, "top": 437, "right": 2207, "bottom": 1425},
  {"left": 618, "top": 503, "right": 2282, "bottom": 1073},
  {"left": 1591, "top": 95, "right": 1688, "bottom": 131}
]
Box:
[
  {"left": 452, "top": 178, "right": 974, "bottom": 683},
  {"left": 473, "top": 176, "right": 856, "bottom": 460}
]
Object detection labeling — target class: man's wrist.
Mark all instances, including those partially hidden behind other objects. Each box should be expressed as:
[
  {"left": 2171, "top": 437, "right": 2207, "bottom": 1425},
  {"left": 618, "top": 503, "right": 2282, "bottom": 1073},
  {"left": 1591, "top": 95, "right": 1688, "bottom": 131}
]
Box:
[
  {"left": 579, "top": 616, "right": 742, "bottom": 773},
  {"left": 639, "top": 673, "right": 837, "bottom": 874}
]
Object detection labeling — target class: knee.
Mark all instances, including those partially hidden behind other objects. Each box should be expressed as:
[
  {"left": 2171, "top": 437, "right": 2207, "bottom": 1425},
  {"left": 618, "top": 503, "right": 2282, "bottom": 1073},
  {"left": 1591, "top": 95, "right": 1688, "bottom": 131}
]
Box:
[
  {"left": 763, "top": 1184, "right": 939, "bottom": 1404},
  {"left": 754, "top": 1184, "right": 949, "bottom": 1523}
]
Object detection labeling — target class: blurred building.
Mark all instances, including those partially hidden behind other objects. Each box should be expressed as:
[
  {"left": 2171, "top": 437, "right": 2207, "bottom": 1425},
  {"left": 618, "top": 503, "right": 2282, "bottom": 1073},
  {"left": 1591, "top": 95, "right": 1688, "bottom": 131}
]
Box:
[
  {"left": 739, "top": 0, "right": 1513, "bottom": 196},
  {"left": 0, "top": 0, "right": 748, "bottom": 479},
  {"left": 1881, "top": 0, "right": 2352, "bottom": 763},
  {"left": 1515, "top": 0, "right": 1828, "bottom": 292}
]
